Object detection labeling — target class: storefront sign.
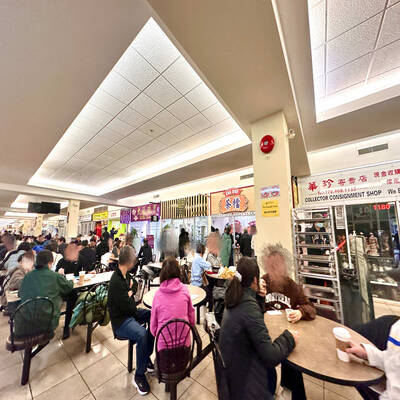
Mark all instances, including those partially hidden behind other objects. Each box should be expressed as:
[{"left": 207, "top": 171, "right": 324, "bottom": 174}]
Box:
[
  {"left": 92, "top": 211, "right": 108, "bottom": 221},
  {"left": 176, "top": 198, "right": 186, "bottom": 218},
  {"left": 131, "top": 203, "right": 160, "bottom": 222},
  {"left": 79, "top": 214, "right": 92, "bottom": 223},
  {"left": 260, "top": 185, "right": 280, "bottom": 199},
  {"left": 298, "top": 162, "right": 400, "bottom": 206},
  {"left": 146, "top": 234, "right": 154, "bottom": 249},
  {"left": 120, "top": 208, "right": 131, "bottom": 224},
  {"left": 262, "top": 199, "right": 280, "bottom": 217},
  {"left": 210, "top": 186, "right": 255, "bottom": 215},
  {"left": 108, "top": 209, "right": 121, "bottom": 220}
]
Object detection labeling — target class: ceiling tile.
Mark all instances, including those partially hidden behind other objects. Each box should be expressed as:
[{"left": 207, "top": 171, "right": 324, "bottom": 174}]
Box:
[
  {"left": 101, "top": 71, "right": 141, "bottom": 104},
  {"left": 184, "top": 113, "right": 212, "bottom": 133},
  {"left": 98, "top": 126, "right": 126, "bottom": 143},
  {"left": 327, "top": 53, "right": 371, "bottom": 94},
  {"left": 168, "top": 123, "right": 194, "bottom": 140},
  {"left": 309, "top": 1, "right": 325, "bottom": 49},
  {"left": 389, "top": 0, "right": 400, "bottom": 5},
  {"left": 89, "top": 89, "right": 125, "bottom": 115},
  {"left": 114, "top": 45, "right": 159, "bottom": 90},
  {"left": 72, "top": 117, "right": 102, "bottom": 135},
  {"left": 326, "top": 13, "right": 381, "bottom": 72},
  {"left": 377, "top": 2, "right": 400, "bottom": 48},
  {"left": 118, "top": 106, "right": 148, "bottom": 129},
  {"left": 157, "top": 131, "right": 180, "bottom": 146},
  {"left": 370, "top": 39, "right": 400, "bottom": 77},
  {"left": 163, "top": 56, "right": 202, "bottom": 95},
  {"left": 125, "top": 130, "right": 153, "bottom": 147},
  {"left": 167, "top": 97, "right": 197, "bottom": 121},
  {"left": 149, "top": 139, "right": 168, "bottom": 153},
  {"left": 130, "top": 93, "right": 163, "bottom": 119},
  {"left": 79, "top": 103, "right": 113, "bottom": 125},
  {"left": 138, "top": 120, "right": 165, "bottom": 138},
  {"left": 64, "top": 157, "right": 88, "bottom": 170},
  {"left": 107, "top": 118, "right": 134, "bottom": 136},
  {"left": 311, "top": 45, "right": 325, "bottom": 78},
  {"left": 327, "top": 0, "right": 386, "bottom": 40},
  {"left": 144, "top": 76, "right": 181, "bottom": 107},
  {"left": 185, "top": 84, "right": 217, "bottom": 111},
  {"left": 132, "top": 18, "right": 180, "bottom": 73},
  {"left": 202, "top": 103, "right": 230, "bottom": 124},
  {"left": 151, "top": 109, "right": 180, "bottom": 130},
  {"left": 75, "top": 148, "right": 99, "bottom": 162}
]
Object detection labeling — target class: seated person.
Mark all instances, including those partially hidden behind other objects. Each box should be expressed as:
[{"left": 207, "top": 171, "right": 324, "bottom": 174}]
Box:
[
  {"left": 348, "top": 315, "right": 400, "bottom": 400},
  {"left": 19, "top": 250, "right": 74, "bottom": 334},
  {"left": 45, "top": 240, "right": 63, "bottom": 270},
  {"left": 261, "top": 243, "right": 315, "bottom": 400},
  {"left": 3, "top": 242, "right": 32, "bottom": 271},
  {"left": 107, "top": 246, "right": 154, "bottom": 396},
  {"left": 77, "top": 240, "right": 96, "bottom": 272},
  {"left": 220, "top": 257, "right": 297, "bottom": 400},
  {"left": 137, "top": 238, "right": 153, "bottom": 266},
  {"left": 205, "top": 232, "right": 222, "bottom": 271},
  {"left": 0, "top": 251, "right": 35, "bottom": 310},
  {"left": 150, "top": 257, "right": 195, "bottom": 349},
  {"left": 56, "top": 243, "right": 80, "bottom": 276},
  {"left": 190, "top": 243, "right": 212, "bottom": 310}
]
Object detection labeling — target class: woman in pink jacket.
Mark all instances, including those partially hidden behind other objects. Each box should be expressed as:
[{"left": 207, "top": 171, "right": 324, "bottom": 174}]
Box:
[{"left": 150, "top": 257, "right": 195, "bottom": 350}]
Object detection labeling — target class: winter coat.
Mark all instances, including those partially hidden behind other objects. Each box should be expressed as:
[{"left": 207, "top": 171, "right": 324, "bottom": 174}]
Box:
[
  {"left": 150, "top": 278, "right": 195, "bottom": 350},
  {"left": 239, "top": 232, "right": 253, "bottom": 257},
  {"left": 220, "top": 233, "right": 232, "bottom": 267},
  {"left": 4, "top": 250, "right": 25, "bottom": 271},
  {"left": 138, "top": 244, "right": 153, "bottom": 265},
  {"left": 0, "top": 265, "right": 27, "bottom": 307},
  {"left": 220, "top": 288, "right": 295, "bottom": 400},
  {"left": 78, "top": 247, "right": 96, "bottom": 271}
]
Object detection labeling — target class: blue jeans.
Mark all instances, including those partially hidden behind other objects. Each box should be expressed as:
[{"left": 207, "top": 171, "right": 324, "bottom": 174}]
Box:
[{"left": 115, "top": 308, "right": 154, "bottom": 376}]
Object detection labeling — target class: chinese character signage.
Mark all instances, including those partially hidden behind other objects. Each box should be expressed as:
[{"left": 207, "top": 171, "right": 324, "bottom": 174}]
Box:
[
  {"left": 92, "top": 211, "right": 108, "bottom": 221},
  {"left": 108, "top": 209, "right": 121, "bottom": 220},
  {"left": 261, "top": 199, "right": 279, "bottom": 217},
  {"left": 131, "top": 203, "right": 161, "bottom": 222},
  {"left": 210, "top": 186, "right": 255, "bottom": 214},
  {"left": 298, "top": 162, "right": 400, "bottom": 206}
]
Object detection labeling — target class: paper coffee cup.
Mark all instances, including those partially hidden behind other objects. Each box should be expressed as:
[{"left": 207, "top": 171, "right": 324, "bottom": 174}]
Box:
[
  {"left": 285, "top": 308, "right": 293, "bottom": 321},
  {"left": 333, "top": 327, "right": 351, "bottom": 362},
  {"left": 78, "top": 271, "right": 85, "bottom": 284}
]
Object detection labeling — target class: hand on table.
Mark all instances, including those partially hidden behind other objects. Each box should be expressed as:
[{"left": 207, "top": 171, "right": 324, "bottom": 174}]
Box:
[
  {"left": 58, "top": 268, "right": 64, "bottom": 275},
  {"left": 288, "top": 310, "right": 302, "bottom": 323},
  {"left": 288, "top": 329, "right": 300, "bottom": 344},
  {"left": 346, "top": 341, "right": 368, "bottom": 360}
]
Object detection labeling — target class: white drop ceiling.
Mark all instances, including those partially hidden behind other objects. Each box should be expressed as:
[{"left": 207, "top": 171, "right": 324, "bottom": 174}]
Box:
[
  {"left": 309, "top": 0, "right": 400, "bottom": 121},
  {"left": 30, "top": 18, "right": 249, "bottom": 196}
]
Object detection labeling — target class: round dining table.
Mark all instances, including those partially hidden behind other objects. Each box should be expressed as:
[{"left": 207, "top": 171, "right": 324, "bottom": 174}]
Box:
[{"left": 264, "top": 313, "right": 384, "bottom": 386}]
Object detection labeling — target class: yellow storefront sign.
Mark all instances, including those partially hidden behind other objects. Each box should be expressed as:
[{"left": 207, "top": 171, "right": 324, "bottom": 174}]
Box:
[
  {"left": 92, "top": 211, "right": 108, "bottom": 221},
  {"left": 262, "top": 199, "right": 279, "bottom": 217}
]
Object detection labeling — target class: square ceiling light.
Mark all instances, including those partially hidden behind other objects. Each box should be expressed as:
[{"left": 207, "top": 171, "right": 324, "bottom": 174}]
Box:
[
  {"left": 308, "top": 0, "right": 400, "bottom": 122},
  {"left": 29, "top": 18, "right": 249, "bottom": 196}
]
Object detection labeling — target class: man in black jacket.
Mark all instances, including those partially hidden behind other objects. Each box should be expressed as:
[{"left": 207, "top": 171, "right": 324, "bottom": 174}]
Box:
[
  {"left": 137, "top": 238, "right": 153, "bottom": 266},
  {"left": 77, "top": 240, "right": 96, "bottom": 272},
  {"left": 239, "top": 229, "right": 253, "bottom": 257},
  {"left": 107, "top": 246, "right": 154, "bottom": 396}
]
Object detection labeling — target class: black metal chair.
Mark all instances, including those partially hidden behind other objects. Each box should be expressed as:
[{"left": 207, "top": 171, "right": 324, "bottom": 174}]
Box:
[
  {"left": 155, "top": 319, "right": 197, "bottom": 400},
  {"left": 6, "top": 297, "right": 55, "bottom": 385}
]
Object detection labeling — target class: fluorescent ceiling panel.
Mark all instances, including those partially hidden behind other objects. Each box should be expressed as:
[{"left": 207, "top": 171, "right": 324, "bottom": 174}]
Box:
[
  {"left": 308, "top": 0, "right": 400, "bottom": 122},
  {"left": 29, "top": 18, "right": 248, "bottom": 195}
]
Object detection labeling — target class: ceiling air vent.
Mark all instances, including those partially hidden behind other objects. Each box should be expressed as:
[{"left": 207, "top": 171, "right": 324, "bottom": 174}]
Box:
[
  {"left": 240, "top": 173, "right": 254, "bottom": 180},
  {"left": 358, "top": 143, "right": 388, "bottom": 155}
]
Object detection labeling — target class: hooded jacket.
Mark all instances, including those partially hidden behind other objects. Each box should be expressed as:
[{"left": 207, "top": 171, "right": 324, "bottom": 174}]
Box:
[
  {"left": 220, "top": 288, "right": 295, "bottom": 400},
  {"left": 150, "top": 278, "right": 195, "bottom": 350}
]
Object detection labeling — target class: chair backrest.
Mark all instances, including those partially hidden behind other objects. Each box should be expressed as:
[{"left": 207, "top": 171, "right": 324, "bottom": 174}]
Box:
[
  {"left": 10, "top": 297, "right": 54, "bottom": 340},
  {"left": 81, "top": 283, "right": 108, "bottom": 325},
  {"left": 155, "top": 319, "right": 195, "bottom": 383},
  {"left": 133, "top": 277, "right": 145, "bottom": 305}
]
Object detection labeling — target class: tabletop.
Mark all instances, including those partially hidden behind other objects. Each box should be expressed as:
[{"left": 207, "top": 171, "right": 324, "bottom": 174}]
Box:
[
  {"left": 264, "top": 313, "right": 384, "bottom": 386},
  {"left": 143, "top": 285, "right": 206, "bottom": 308},
  {"left": 206, "top": 266, "right": 236, "bottom": 281}
]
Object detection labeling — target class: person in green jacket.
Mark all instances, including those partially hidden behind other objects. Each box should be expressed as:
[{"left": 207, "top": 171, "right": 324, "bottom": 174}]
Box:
[
  {"left": 220, "top": 226, "right": 233, "bottom": 267},
  {"left": 19, "top": 250, "right": 74, "bottom": 332}
]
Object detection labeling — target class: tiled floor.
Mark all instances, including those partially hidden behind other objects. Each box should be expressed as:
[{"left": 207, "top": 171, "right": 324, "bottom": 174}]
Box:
[{"left": 1, "top": 299, "right": 399, "bottom": 400}]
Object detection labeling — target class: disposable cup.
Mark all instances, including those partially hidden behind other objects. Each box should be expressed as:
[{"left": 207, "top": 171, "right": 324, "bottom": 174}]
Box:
[
  {"left": 285, "top": 308, "right": 293, "bottom": 322},
  {"left": 333, "top": 327, "right": 351, "bottom": 362}
]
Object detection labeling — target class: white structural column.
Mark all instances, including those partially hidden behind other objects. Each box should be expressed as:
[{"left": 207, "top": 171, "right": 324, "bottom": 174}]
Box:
[
  {"left": 251, "top": 111, "right": 293, "bottom": 266},
  {"left": 65, "top": 200, "right": 80, "bottom": 240}
]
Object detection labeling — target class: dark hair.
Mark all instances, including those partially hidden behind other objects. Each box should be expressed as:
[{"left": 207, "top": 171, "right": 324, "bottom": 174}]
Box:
[
  {"left": 35, "top": 250, "right": 53, "bottom": 269},
  {"left": 45, "top": 240, "right": 58, "bottom": 253},
  {"left": 225, "top": 257, "right": 259, "bottom": 309},
  {"left": 119, "top": 245, "right": 135, "bottom": 266},
  {"left": 160, "top": 257, "right": 181, "bottom": 283},
  {"left": 196, "top": 243, "right": 205, "bottom": 255},
  {"left": 18, "top": 251, "right": 35, "bottom": 263},
  {"left": 81, "top": 240, "right": 88, "bottom": 247},
  {"left": 90, "top": 237, "right": 96, "bottom": 243},
  {"left": 224, "top": 225, "right": 232, "bottom": 234},
  {"left": 143, "top": 238, "right": 148, "bottom": 245},
  {"left": 58, "top": 237, "right": 66, "bottom": 243},
  {"left": 17, "top": 242, "right": 32, "bottom": 251}
]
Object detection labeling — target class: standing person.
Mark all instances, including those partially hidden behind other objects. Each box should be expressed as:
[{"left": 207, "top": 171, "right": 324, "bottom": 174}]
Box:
[
  {"left": 110, "top": 227, "right": 118, "bottom": 240},
  {"left": 219, "top": 257, "right": 297, "bottom": 400},
  {"left": 107, "top": 246, "right": 154, "bottom": 395},
  {"left": 220, "top": 226, "right": 232, "bottom": 267},
  {"left": 57, "top": 237, "right": 67, "bottom": 257},
  {"left": 240, "top": 227, "right": 253, "bottom": 257},
  {"left": 191, "top": 244, "right": 212, "bottom": 311},
  {"left": 150, "top": 257, "right": 195, "bottom": 348},
  {"left": 78, "top": 240, "right": 97, "bottom": 272},
  {"left": 137, "top": 238, "right": 153, "bottom": 266},
  {"left": 102, "top": 227, "right": 110, "bottom": 241},
  {"left": 178, "top": 228, "right": 189, "bottom": 259}
]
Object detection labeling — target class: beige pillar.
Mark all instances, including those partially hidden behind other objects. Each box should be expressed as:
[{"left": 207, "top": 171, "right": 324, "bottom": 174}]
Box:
[
  {"left": 251, "top": 111, "right": 293, "bottom": 267},
  {"left": 34, "top": 215, "right": 43, "bottom": 236},
  {"left": 66, "top": 200, "right": 80, "bottom": 240}
]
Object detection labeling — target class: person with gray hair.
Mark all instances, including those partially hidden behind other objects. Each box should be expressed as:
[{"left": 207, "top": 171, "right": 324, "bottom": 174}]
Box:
[{"left": 107, "top": 245, "right": 154, "bottom": 396}]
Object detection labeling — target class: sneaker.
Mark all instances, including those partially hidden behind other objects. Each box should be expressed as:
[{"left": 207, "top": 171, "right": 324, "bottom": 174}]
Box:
[
  {"left": 146, "top": 360, "right": 155, "bottom": 373},
  {"left": 133, "top": 374, "right": 150, "bottom": 396}
]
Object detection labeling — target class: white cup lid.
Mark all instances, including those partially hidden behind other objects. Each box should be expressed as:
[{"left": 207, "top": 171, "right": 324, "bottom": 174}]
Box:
[{"left": 333, "top": 327, "right": 351, "bottom": 341}]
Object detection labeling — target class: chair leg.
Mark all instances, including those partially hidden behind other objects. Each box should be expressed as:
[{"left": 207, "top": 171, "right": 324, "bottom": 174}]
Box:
[
  {"left": 21, "top": 347, "right": 32, "bottom": 385},
  {"left": 85, "top": 323, "right": 92, "bottom": 353},
  {"left": 196, "top": 305, "right": 201, "bottom": 325},
  {"left": 170, "top": 382, "right": 177, "bottom": 400},
  {"left": 128, "top": 340, "right": 133, "bottom": 373},
  {"left": 165, "top": 382, "right": 170, "bottom": 392}
]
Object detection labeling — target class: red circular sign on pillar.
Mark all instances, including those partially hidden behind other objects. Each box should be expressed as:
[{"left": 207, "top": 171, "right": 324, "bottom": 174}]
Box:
[{"left": 259, "top": 135, "right": 275, "bottom": 154}]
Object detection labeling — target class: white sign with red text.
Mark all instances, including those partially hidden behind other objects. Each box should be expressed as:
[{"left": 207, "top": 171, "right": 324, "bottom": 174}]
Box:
[{"left": 298, "top": 162, "right": 400, "bottom": 206}]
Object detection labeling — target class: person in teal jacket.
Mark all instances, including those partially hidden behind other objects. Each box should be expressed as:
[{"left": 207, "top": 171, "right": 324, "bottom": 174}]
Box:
[
  {"left": 220, "top": 226, "right": 233, "bottom": 267},
  {"left": 19, "top": 250, "right": 74, "bottom": 331}
]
